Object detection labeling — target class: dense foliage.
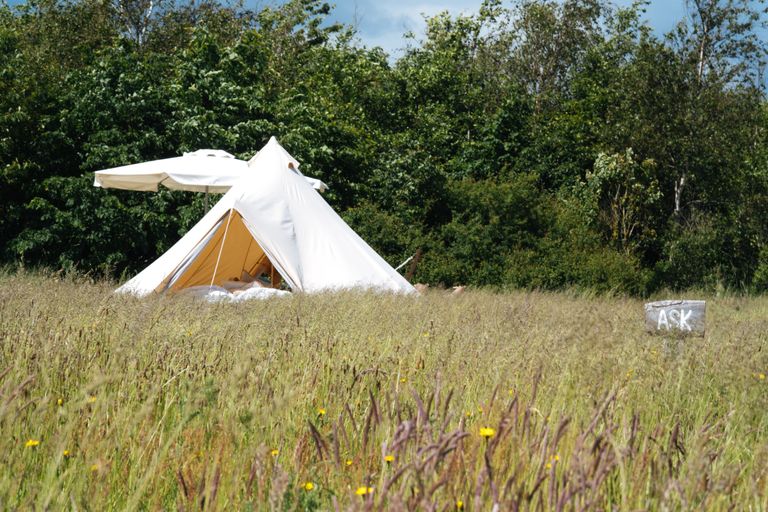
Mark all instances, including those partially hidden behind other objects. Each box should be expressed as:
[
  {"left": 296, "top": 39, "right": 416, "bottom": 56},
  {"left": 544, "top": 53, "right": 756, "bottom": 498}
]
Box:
[{"left": 1, "top": 0, "right": 767, "bottom": 294}]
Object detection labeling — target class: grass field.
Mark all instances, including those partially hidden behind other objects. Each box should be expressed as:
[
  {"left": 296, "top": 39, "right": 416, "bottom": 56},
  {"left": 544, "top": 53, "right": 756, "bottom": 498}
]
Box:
[{"left": 0, "top": 271, "right": 767, "bottom": 510}]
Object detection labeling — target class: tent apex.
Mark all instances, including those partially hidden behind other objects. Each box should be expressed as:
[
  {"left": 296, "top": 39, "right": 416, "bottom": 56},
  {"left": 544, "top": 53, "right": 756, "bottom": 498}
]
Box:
[{"left": 183, "top": 149, "right": 236, "bottom": 159}]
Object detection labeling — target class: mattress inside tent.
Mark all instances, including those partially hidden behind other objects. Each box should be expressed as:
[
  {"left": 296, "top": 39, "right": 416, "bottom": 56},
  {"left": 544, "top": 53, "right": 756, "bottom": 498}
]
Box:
[
  {"left": 161, "top": 210, "right": 290, "bottom": 301},
  {"left": 178, "top": 284, "right": 290, "bottom": 302}
]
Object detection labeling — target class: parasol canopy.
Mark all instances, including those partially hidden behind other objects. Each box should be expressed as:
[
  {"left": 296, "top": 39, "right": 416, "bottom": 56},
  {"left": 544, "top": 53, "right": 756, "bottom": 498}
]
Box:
[{"left": 93, "top": 149, "right": 328, "bottom": 194}]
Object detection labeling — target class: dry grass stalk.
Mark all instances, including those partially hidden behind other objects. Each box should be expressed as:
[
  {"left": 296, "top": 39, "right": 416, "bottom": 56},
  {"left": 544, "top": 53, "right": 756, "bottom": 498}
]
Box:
[{"left": 0, "top": 271, "right": 766, "bottom": 510}]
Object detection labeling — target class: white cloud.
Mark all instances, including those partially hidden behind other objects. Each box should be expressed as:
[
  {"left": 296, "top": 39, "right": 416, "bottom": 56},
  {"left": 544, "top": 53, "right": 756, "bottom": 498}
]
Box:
[
  {"left": 332, "top": 0, "right": 689, "bottom": 59},
  {"left": 261, "top": 1, "right": 693, "bottom": 59},
  {"left": 334, "top": 0, "right": 480, "bottom": 58}
]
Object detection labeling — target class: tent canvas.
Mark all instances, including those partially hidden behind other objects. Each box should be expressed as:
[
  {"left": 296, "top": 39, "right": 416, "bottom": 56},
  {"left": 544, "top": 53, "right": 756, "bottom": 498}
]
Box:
[{"left": 117, "top": 137, "right": 415, "bottom": 296}]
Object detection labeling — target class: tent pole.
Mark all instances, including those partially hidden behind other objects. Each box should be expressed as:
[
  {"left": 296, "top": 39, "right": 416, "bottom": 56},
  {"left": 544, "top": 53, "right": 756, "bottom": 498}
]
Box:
[
  {"left": 204, "top": 186, "right": 209, "bottom": 213},
  {"left": 210, "top": 209, "right": 234, "bottom": 289}
]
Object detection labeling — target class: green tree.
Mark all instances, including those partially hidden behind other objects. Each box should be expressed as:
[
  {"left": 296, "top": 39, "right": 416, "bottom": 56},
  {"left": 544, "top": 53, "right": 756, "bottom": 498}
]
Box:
[
  {"left": 580, "top": 149, "right": 661, "bottom": 255},
  {"left": 1, "top": 0, "right": 767, "bottom": 293},
  {"left": 510, "top": 0, "right": 606, "bottom": 111},
  {"left": 668, "top": 0, "right": 767, "bottom": 217}
]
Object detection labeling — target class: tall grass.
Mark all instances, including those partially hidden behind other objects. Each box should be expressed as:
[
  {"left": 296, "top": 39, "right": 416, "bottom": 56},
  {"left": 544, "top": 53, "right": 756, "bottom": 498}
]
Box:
[{"left": 0, "top": 270, "right": 766, "bottom": 510}]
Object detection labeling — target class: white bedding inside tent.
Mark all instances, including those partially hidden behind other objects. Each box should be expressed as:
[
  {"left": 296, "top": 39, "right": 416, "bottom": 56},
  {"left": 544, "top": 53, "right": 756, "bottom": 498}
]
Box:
[{"left": 179, "top": 285, "right": 291, "bottom": 302}]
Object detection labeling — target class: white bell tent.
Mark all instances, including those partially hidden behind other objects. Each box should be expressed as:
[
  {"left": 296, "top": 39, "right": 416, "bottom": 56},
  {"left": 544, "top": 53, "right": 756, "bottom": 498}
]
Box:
[{"left": 116, "top": 137, "right": 416, "bottom": 296}]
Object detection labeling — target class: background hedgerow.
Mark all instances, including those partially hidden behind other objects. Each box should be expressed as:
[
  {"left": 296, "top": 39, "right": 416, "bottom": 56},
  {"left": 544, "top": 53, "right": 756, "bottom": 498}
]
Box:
[
  {"left": 1, "top": 270, "right": 766, "bottom": 510},
  {"left": 2, "top": 0, "right": 768, "bottom": 294}
]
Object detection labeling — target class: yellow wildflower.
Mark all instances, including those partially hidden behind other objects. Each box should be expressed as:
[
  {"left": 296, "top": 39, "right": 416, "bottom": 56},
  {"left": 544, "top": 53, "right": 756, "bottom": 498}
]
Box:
[
  {"left": 317, "top": 407, "right": 326, "bottom": 417},
  {"left": 384, "top": 454, "right": 395, "bottom": 463},
  {"left": 400, "top": 377, "right": 407, "bottom": 384},
  {"left": 456, "top": 500, "right": 464, "bottom": 510},
  {"left": 57, "top": 398, "right": 63, "bottom": 406},
  {"left": 479, "top": 427, "right": 495, "bottom": 439},
  {"left": 355, "top": 486, "right": 374, "bottom": 496},
  {"left": 546, "top": 462, "right": 552, "bottom": 470},
  {"left": 304, "top": 482, "right": 314, "bottom": 491},
  {"left": 63, "top": 450, "right": 71, "bottom": 457},
  {"left": 25, "top": 439, "right": 40, "bottom": 448},
  {"left": 88, "top": 395, "right": 96, "bottom": 403},
  {"left": 760, "top": 373, "right": 766, "bottom": 380},
  {"left": 270, "top": 449, "right": 279, "bottom": 457},
  {"left": 554, "top": 454, "right": 560, "bottom": 461},
  {"left": 90, "top": 464, "right": 99, "bottom": 472},
  {"left": 345, "top": 459, "right": 353, "bottom": 466}
]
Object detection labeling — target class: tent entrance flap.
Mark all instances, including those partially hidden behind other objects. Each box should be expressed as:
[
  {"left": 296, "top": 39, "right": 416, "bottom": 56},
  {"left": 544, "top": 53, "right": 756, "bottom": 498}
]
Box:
[{"left": 167, "top": 210, "right": 283, "bottom": 291}]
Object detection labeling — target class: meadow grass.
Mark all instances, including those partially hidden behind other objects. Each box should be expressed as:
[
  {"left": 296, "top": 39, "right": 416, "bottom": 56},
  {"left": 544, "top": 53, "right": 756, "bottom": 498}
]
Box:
[{"left": 0, "top": 270, "right": 766, "bottom": 510}]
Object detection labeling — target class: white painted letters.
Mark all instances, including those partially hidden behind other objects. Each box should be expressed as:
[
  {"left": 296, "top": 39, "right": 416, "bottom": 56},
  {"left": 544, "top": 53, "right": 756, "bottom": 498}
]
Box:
[
  {"left": 668, "top": 309, "right": 680, "bottom": 328},
  {"left": 644, "top": 300, "right": 705, "bottom": 336},
  {"left": 657, "top": 309, "right": 691, "bottom": 330},
  {"left": 679, "top": 309, "right": 692, "bottom": 331},
  {"left": 658, "top": 310, "right": 669, "bottom": 330}
]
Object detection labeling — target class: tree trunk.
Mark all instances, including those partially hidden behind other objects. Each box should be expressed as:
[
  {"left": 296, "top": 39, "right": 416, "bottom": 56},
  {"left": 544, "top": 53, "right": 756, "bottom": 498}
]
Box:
[{"left": 674, "top": 173, "right": 686, "bottom": 217}]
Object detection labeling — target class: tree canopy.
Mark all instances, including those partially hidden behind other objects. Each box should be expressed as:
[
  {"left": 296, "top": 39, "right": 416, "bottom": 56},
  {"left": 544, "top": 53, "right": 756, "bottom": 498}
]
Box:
[{"left": 1, "top": 0, "right": 767, "bottom": 294}]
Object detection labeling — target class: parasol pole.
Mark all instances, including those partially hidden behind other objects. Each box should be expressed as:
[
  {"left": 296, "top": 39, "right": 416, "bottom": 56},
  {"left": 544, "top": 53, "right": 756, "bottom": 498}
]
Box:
[{"left": 210, "top": 209, "right": 234, "bottom": 290}]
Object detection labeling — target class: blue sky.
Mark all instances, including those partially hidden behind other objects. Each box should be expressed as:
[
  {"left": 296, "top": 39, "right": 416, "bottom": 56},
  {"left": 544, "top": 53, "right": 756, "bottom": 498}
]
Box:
[
  {"left": 262, "top": 0, "right": 689, "bottom": 59},
  {"left": 10, "top": 0, "right": 753, "bottom": 59}
]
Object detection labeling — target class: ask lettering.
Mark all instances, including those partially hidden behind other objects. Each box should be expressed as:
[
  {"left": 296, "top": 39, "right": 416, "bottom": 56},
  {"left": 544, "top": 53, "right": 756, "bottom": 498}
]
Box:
[{"left": 656, "top": 309, "right": 693, "bottom": 331}]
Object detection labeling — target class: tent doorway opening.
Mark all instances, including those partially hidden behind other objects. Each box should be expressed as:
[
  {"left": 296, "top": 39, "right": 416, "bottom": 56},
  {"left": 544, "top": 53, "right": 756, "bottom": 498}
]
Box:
[{"left": 161, "top": 209, "right": 284, "bottom": 293}]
